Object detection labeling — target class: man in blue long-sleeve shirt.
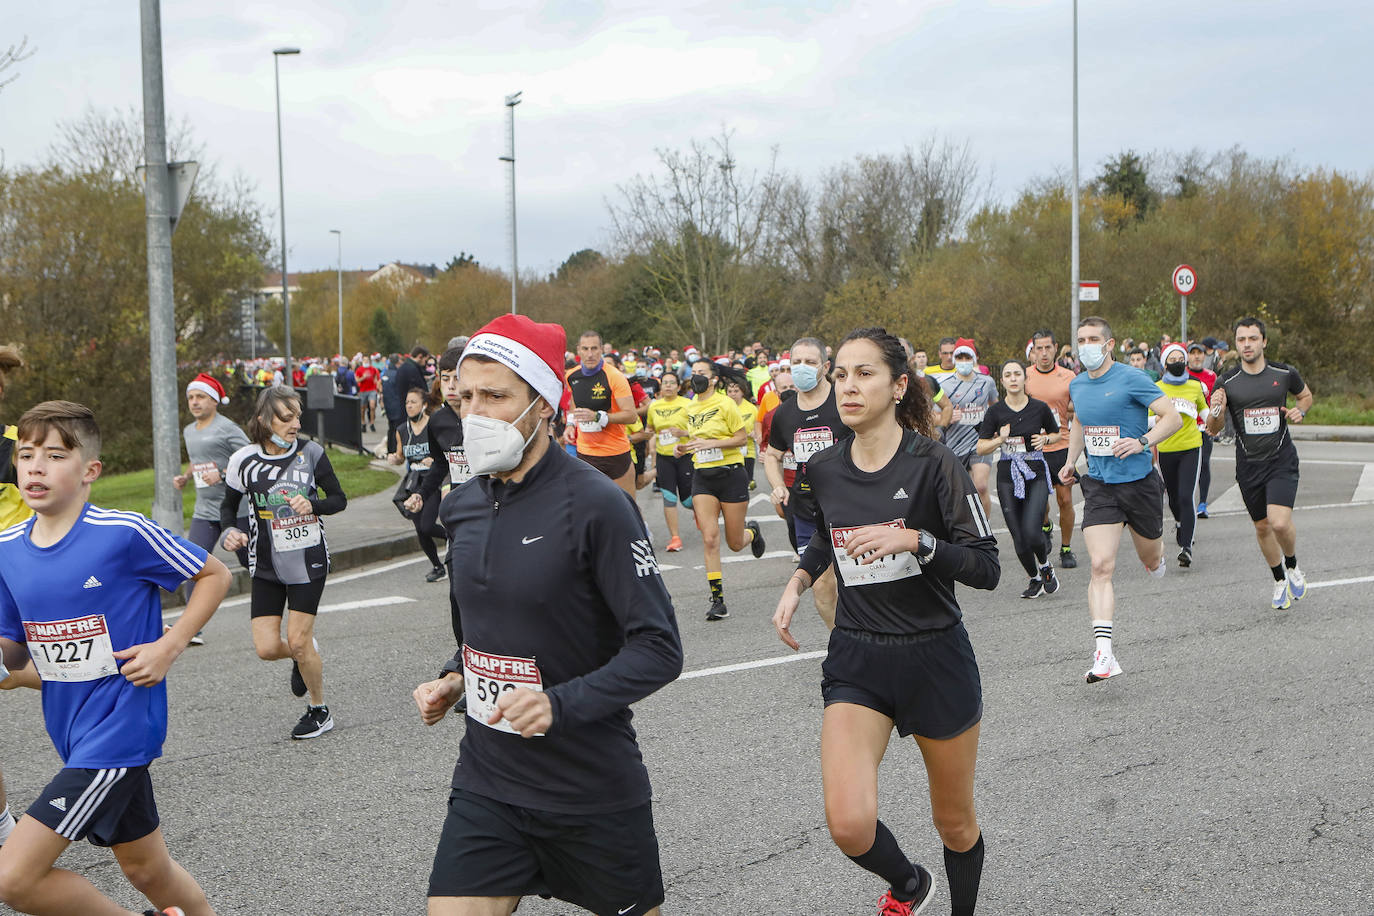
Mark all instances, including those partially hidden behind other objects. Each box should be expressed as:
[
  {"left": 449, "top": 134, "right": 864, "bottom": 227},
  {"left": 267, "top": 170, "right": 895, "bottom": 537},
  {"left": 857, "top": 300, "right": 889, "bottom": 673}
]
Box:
[{"left": 413, "top": 314, "right": 682, "bottom": 916}]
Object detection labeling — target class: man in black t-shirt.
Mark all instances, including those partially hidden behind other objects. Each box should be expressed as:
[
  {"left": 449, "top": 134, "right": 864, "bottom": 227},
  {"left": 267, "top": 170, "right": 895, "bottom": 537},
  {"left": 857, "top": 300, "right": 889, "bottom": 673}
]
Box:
[
  {"left": 1206, "top": 317, "right": 1314, "bottom": 610},
  {"left": 764, "top": 337, "right": 851, "bottom": 627}
]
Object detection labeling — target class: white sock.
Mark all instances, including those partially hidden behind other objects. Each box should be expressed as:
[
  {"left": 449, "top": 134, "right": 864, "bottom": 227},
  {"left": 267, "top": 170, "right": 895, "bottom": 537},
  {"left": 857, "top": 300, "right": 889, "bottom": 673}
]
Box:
[
  {"left": 0, "top": 806, "right": 15, "bottom": 844},
  {"left": 1092, "top": 620, "right": 1113, "bottom": 656}
]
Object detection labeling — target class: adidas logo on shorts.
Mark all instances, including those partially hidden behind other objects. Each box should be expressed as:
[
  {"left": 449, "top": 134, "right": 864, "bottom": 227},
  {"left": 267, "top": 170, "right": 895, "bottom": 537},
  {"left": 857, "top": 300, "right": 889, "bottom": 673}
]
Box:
[{"left": 49, "top": 797, "right": 67, "bottom": 812}]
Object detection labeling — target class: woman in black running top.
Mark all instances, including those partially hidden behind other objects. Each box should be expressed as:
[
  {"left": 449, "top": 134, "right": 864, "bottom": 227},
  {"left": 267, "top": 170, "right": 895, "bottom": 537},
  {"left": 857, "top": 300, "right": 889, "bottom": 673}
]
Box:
[
  {"left": 773, "top": 328, "right": 999, "bottom": 916},
  {"left": 391, "top": 387, "right": 445, "bottom": 582},
  {"left": 975, "top": 359, "right": 1062, "bottom": 599}
]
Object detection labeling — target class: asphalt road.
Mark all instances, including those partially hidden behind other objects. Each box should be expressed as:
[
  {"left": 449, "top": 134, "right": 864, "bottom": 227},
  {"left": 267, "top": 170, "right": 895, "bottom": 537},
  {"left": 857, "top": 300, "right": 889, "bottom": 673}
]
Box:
[{"left": 3, "top": 440, "right": 1372, "bottom": 915}]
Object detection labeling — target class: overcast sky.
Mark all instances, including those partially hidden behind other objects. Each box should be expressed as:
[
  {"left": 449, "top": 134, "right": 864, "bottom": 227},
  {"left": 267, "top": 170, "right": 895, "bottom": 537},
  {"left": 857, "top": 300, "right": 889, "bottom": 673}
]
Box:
[{"left": 4, "top": 1, "right": 1371, "bottom": 278}]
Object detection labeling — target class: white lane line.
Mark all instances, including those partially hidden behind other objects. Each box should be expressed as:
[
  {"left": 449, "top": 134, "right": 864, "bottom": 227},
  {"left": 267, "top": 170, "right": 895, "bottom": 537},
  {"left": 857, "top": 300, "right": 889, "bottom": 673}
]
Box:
[
  {"left": 317, "top": 596, "right": 415, "bottom": 614},
  {"left": 1353, "top": 464, "right": 1374, "bottom": 503},
  {"left": 675, "top": 572, "right": 1372, "bottom": 683},
  {"left": 749, "top": 493, "right": 772, "bottom": 506},
  {"left": 745, "top": 515, "right": 788, "bottom": 524},
  {"left": 679, "top": 650, "right": 826, "bottom": 680},
  {"left": 1204, "top": 482, "right": 1249, "bottom": 515},
  {"left": 1306, "top": 574, "right": 1374, "bottom": 591}
]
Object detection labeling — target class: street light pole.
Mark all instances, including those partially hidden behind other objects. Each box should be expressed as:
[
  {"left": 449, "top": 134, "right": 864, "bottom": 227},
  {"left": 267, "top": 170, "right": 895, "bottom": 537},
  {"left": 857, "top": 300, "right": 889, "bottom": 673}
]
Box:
[
  {"left": 273, "top": 46, "right": 300, "bottom": 379},
  {"left": 500, "top": 91, "right": 522, "bottom": 315},
  {"left": 1069, "top": 0, "right": 1081, "bottom": 350},
  {"left": 330, "top": 229, "right": 342, "bottom": 357}
]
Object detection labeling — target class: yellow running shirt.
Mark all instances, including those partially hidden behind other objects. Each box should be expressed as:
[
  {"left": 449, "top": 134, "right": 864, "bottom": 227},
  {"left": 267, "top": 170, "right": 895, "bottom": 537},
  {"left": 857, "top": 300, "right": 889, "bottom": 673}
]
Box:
[
  {"left": 734, "top": 398, "right": 759, "bottom": 458},
  {"left": 645, "top": 397, "right": 692, "bottom": 457},
  {"left": 1152, "top": 378, "right": 1209, "bottom": 452},
  {"left": 685, "top": 390, "right": 745, "bottom": 469}
]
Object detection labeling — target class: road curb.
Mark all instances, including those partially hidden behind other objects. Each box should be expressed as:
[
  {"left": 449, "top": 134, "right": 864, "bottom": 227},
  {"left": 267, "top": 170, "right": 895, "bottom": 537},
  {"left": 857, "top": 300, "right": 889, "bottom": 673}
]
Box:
[{"left": 1290, "top": 427, "right": 1374, "bottom": 443}]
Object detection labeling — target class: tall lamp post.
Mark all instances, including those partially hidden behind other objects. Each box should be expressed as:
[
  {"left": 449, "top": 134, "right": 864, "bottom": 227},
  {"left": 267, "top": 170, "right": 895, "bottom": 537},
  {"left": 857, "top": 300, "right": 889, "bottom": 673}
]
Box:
[
  {"left": 1069, "top": 0, "right": 1081, "bottom": 349},
  {"left": 273, "top": 46, "right": 300, "bottom": 377},
  {"left": 500, "top": 91, "right": 521, "bottom": 314},
  {"left": 330, "top": 229, "right": 343, "bottom": 357}
]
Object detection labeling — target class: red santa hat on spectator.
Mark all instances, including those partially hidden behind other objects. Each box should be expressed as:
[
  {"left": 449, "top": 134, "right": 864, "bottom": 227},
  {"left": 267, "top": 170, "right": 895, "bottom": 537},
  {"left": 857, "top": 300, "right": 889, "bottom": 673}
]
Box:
[
  {"left": 459, "top": 313, "right": 568, "bottom": 410},
  {"left": 186, "top": 373, "right": 229, "bottom": 404}
]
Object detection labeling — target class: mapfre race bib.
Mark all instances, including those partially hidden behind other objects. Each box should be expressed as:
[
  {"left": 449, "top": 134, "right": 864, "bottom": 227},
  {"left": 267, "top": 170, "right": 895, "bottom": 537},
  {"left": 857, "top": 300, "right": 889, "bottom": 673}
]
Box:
[
  {"left": 782, "top": 451, "right": 797, "bottom": 471},
  {"left": 695, "top": 447, "right": 724, "bottom": 464},
  {"left": 658, "top": 430, "right": 678, "bottom": 448},
  {"left": 446, "top": 448, "right": 471, "bottom": 485},
  {"left": 958, "top": 407, "right": 985, "bottom": 426},
  {"left": 831, "top": 520, "right": 921, "bottom": 585},
  {"left": 1001, "top": 436, "right": 1026, "bottom": 456},
  {"left": 1243, "top": 407, "right": 1280, "bottom": 435},
  {"left": 1173, "top": 398, "right": 1199, "bottom": 419},
  {"left": 190, "top": 461, "right": 218, "bottom": 489},
  {"left": 24, "top": 615, "right": 119, "bottom": 683},
  {"left": 577, "top": 420, "right": 600, "bottom": 433},
  {"left": 1084, "top": 425, "right": 1120, "bottom": 457},
  {"left": 463, "top": 645, "right": 544, "bottom": 736},
  {"left": 270, "top": 514, "right": 320, "bottom": 552},
  {"left": 793, "top": 427, "right": 834, "bottom": 464}
]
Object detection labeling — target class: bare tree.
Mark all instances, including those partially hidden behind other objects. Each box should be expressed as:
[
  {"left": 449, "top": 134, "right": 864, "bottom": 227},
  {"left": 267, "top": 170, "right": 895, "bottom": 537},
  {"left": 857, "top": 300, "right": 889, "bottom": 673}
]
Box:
[
  {"left": 49, "top": 106, "right": 203, "bottom": 184},
  {"left": 0, "top": 36, "right": 34, "bottom": 93},
  {"left": 607, "top": 131, "right": 784, "bottom": 352}
]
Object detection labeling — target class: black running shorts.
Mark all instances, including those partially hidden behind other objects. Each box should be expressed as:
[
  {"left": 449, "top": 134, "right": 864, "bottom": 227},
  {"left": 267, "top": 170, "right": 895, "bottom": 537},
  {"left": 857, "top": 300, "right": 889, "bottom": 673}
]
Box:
[
  {"left": 821, "top": 624, "right": 983, "bottom": 740},
  {"left": 1042, "top": 449, "right": 1071, "bottom": 486},
  {"left": 1236, "top": 448, "right": 1300, "bottom": 522},
  {"left": 655, "top": 453, "right": 694, "bottom": 505},
  {"left": 577, "top": 449, "right": 633, "bottom": 481},
  {"left": 427, "top": 788, "right": 664, "bottom": 916},
  {"left": 28, "top": 765, "right": 159, "bottom": 846},
  {"left": 690, "top": 463, "right": 749, "bottom": 503},
  {"left": 250, "top": 576, "right": 327, "bottom": 618},
  {"left": 1079, "top": 472, "right": 1165, "bottom": 539}
]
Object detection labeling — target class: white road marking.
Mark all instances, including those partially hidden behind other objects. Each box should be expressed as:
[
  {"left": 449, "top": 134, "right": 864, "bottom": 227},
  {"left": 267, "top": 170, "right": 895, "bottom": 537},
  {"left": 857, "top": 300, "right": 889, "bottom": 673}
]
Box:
[
  {"left": 678, "top": 650, "right": 826, "bottom": 680},
  {"left": 165, "top": 593, "right": 417, "bottom": 622},
  {"left": 749, "top": 493, "right": 772, "bottom": 506},
  {"left": 1353, "top": 464, "right": 1374, "bottom": 503},
  {"left": 1203, "top": 482, "right": 1250, "bottom": 515},
  {"left": 675, "top": 572, "right": 1372, "bottom": 682}
]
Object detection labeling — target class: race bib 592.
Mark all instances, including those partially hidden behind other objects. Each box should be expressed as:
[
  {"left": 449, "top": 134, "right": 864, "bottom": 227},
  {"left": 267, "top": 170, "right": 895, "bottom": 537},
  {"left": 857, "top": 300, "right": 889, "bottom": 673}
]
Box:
[{"left": 463, "top": 646, "right": 544, "bottom": 736}]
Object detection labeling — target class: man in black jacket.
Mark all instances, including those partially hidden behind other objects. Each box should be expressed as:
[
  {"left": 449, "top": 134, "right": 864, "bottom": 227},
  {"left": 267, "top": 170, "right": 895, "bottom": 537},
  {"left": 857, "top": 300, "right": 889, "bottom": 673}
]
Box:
[{"left": 413, "top": 314, "right": 682, "bottom": 916}]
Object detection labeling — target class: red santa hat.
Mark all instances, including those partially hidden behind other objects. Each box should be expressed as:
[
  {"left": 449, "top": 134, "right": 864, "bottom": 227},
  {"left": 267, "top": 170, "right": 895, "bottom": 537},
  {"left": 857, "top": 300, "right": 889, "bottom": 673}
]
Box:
[
  {"left": 186, "top": 373, "right": 229, "bottom": 404},
  {"left": 460, "top": 314, "right": 568, "bottom": 409}
]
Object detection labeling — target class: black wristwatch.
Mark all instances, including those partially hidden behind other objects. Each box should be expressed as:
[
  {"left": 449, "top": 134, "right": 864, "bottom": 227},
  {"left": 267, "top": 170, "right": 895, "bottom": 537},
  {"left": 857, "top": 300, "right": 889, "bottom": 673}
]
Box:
[
  {"left": 914, "top": 530, "right": 937, "bottom": 563},
  {"left": 1136, "top": 435, "right": 1150, "bottom": 448}
]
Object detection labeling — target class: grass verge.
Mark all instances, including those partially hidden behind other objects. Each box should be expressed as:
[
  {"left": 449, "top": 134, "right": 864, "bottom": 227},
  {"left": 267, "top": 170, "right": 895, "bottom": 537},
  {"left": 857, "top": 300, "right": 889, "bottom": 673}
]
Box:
[
  {"left": 1304, "top": 392, "right": 1374, "bottom": 426},
  {"left": 89, "top": 447, "right": 397, "bottom": 526}
]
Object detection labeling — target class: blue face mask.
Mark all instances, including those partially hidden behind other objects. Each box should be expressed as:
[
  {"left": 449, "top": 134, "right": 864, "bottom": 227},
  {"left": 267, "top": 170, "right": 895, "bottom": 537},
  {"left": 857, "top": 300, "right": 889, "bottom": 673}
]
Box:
[
  {"left": 791, "top": 364, "right": 820, "bottom": 392},
  {"left": 269, "top": 432, "right": 292, "bottom": 448},
  {"left": 1079, "top": 344, "right": 1107, "bottom": 371}
]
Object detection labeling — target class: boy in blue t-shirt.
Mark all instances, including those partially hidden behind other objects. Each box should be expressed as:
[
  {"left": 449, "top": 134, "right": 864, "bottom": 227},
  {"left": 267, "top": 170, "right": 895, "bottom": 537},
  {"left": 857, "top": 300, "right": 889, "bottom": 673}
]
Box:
[{"left": 0, "top": 401, "right": 230, "bottom": 916}]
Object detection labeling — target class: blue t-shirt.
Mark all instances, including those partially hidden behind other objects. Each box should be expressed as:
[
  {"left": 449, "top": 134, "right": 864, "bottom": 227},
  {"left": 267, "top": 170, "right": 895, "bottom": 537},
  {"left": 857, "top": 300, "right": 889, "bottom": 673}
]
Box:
[
  {"left": 1069, "top": 361, "right": 1163, "bottom": 484},
  {"left": 0, "top": 504, "right": 207, "bottom": 768}
]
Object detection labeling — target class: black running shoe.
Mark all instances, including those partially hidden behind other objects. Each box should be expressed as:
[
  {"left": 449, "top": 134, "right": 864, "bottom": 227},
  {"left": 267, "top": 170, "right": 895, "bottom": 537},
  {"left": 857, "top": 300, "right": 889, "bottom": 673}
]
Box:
[
  {"left": 747, "top": 520, "right": 765, "bottom": 558},
  {"left": 290, "top": 660, "right": 307, "bottom": 698},
  {"left": 1040, "top": 566, "right": 1060, "bottom": 594},
  {"left": 425, "top": 564, "right": 447, "bottom": 582},
  {"left": 291, "top": 705, "right": 334, "bottom": 740},
  {"left": 706, "top": 599, "right": 730, "bottom": 621},
  {"left": 1060, "top": 546, "right": 1078, "bottom": 569},
  {"left": 1020, "top": 578, "right": 1045, "bottom": 599},
  {"left": 1177, "top": 547, "right": 1192, "bottom": 568},
  {"left": 1042, "top": 522, "right": 1054, "bottom": 556}
]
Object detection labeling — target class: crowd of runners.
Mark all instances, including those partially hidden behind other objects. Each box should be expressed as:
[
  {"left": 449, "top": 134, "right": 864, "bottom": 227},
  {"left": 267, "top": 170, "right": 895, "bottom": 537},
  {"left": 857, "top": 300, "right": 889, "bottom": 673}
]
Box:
[{"left": 0, "top": 309, "right": 1319, "bottom": 916}]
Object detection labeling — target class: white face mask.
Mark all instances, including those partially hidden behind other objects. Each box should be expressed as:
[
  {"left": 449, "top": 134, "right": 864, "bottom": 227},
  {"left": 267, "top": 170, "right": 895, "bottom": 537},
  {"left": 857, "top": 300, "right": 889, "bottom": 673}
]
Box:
[
  {"left": 462, "top": 398, "right": 543, "bottom": 476},
  {"left": 955, "top": 360, "right": 975, "bottom": 377},
  {"left": 1079, "top": 343, "right": 1107, "bottom": 371}
]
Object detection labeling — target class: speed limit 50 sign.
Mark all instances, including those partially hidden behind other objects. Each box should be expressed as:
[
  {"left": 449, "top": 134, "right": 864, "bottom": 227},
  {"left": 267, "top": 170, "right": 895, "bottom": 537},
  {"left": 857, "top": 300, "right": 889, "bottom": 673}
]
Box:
[{"left": 1172, "top": 264, "right": 1197, "bottom": 296}]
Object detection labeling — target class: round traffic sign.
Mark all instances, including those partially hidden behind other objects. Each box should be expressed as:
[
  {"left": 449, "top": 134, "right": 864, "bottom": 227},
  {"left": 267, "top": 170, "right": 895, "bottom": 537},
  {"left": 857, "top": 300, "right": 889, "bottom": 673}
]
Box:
[{"left": 1172, "top": 264, "right": 1197, "bottom": 296}]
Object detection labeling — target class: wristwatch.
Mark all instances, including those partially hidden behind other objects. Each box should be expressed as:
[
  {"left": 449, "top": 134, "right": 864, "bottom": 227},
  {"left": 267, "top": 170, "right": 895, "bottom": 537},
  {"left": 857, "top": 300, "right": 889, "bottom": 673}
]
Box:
[
  {"left": 914, "top": 530, "right": 937, "bottom": 563},
  {"left": 1136, "top": 435, "right": 1150, "bottom": 448}
]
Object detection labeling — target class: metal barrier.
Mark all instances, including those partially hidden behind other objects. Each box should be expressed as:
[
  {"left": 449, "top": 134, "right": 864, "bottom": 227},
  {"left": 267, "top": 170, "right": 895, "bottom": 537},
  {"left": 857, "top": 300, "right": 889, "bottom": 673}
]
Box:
[{"left": 233, "top": 383, "right": 367, "bottom": 454}]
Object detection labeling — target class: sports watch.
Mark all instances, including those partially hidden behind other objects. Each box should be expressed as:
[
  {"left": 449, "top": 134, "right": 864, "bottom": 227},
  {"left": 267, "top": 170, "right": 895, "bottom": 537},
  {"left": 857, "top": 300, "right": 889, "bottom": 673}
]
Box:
[
  {"left": 914, "top": 530, "right": 937, "bottom": 563},
  {"left": 1136, "top": 435, "right": 1150, "bottom": 448}
]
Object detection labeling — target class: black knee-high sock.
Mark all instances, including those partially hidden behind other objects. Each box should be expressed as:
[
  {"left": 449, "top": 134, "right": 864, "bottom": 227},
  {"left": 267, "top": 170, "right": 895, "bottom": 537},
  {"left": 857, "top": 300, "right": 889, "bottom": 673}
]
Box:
[
  {"left": 944, "top": 833, "right": 985, "bottom": 916},
  {"left": 846, "top": 820, "right": 919, "bottom": 899}
]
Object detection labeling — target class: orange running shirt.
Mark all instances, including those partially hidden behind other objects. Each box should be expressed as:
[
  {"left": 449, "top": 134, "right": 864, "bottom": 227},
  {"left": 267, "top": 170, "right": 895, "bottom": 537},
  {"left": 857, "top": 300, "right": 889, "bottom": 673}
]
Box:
[
  {"left": 566, "top": 362, "right": 633, "bottom": 457},
  {"left": 1023, "top": 364, "right": 1076, "bottom": 452}
]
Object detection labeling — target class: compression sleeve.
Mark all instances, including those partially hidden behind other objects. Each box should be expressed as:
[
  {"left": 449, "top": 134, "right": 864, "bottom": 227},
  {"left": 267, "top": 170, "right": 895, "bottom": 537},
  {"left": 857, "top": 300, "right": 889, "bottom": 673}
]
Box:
[
  {"left": 542, "top": 489, "right": 684, "bottom": 736},
  {"left": 219, "top": 487, "right": 244, "bottom": 531},
  {"left": 308, "top": 453, "right": 348, "bottom": 516},
  {"left": 797, "top": 522, "right": 833, "bottom": 581},
  {"left": 921, "top": 451, "right": 1001, "bottom": 590}
]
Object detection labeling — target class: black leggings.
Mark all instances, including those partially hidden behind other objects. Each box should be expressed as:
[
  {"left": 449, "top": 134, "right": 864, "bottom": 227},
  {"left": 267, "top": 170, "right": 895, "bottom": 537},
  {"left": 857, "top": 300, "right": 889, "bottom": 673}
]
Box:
[
  {"left": 996, "top": 472, "right": 1050, "bottom": 577},
  {"left": 1198, "top": 432, "right": 1213, "bottom": 503},
  {"left": 1158, "top": 448, "right": 1200, "bottom": 549},
  {"left": 412, "top": 491, "right": 444, "bottom": 567}
]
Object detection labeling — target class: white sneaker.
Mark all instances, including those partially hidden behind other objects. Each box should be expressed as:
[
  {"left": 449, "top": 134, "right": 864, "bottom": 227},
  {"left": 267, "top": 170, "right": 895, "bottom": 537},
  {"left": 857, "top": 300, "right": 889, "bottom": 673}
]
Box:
[
  {"left": 1286, "top": 566, "right": 1307, "bottom": 601},
  {"left": 1272, "top": 579, "right": 1292, "bottom": 610},
  {"left": 1147, "top": 558, "right": 1166, "bottom": 579},
  {"left": 1085, "top": 650, "right": 1123, "bottom": 683}
]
